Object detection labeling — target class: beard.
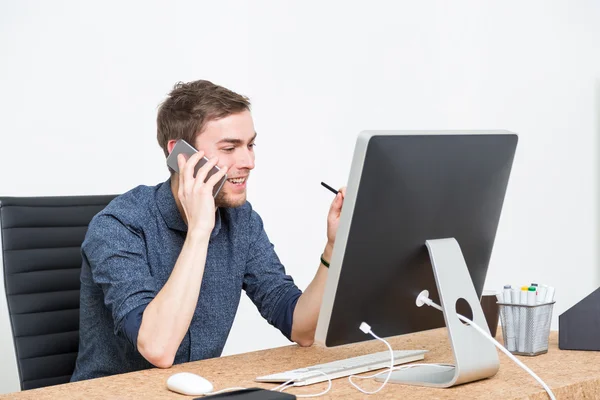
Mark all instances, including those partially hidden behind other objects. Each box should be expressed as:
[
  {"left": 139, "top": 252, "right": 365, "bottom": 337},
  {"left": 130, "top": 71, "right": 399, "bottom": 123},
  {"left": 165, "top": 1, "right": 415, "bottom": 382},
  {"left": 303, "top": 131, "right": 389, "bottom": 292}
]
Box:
[{"left": 215, "top": 188, "right": 246, "bottom": 208}]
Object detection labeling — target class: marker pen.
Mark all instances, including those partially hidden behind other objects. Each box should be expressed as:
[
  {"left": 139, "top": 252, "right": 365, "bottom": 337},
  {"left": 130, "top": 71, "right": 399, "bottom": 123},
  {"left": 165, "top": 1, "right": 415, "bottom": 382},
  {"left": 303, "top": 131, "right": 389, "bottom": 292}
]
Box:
[
  {"left": 518, "top": 286, "right": 528, "bottom": 352},
  {"left": 537, "top": 285, "right": 548, "bottom": 304},
  {"left": 320, "top": 182, "right": 339, "bottom": 195},
  {"left": 503, "top": 285, "right": 512, "bottom": 304},
  {"left": 511, "top": 287, "right": 520, "bottom": 303},
  {"left": 527, "top": 286, "right": 537, "bottom": 306},
  {"left": 530, "top": 283, "right": 538, "bottom": 302},
  {"left": 503, "top": 285, "right": 516, "bottom": 351},
  {"left": 511, "top": 286, "right": 520, "bottom": 343},
  {"left": 526, "top": 287, "right": 538, "bottom": 353}
]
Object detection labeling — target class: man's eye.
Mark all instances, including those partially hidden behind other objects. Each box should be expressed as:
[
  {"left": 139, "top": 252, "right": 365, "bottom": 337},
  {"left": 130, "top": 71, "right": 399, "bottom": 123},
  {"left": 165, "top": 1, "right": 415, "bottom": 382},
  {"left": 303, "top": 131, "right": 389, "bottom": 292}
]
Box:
[
  {"left": 222, "top": 148, "right": 235, "bottom": 153},
  {"left": 249, "top": 143, "right": 256, "bottom": 149}
]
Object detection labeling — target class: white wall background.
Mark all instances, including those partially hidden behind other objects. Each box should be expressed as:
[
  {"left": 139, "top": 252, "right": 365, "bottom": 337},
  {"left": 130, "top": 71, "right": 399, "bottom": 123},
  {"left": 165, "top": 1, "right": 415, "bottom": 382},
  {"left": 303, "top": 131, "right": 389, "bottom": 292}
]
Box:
[{"left": 1, "top": 0, "right": 599, "bottom": 394}]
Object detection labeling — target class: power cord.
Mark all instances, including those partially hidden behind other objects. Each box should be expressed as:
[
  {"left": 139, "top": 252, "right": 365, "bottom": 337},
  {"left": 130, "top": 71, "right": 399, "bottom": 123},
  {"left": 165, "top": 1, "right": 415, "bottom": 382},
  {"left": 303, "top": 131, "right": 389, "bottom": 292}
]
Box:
[
  {"left": 415, "top": 291, "right": 556, "bottom": 400},
  {"left": 276, "top": 370, "right": 332, "bottom": 398},
  {"left": 203, "top": 387, "right": 248, "bottom": 396},
  {"left": 347, "top": 322, "right": 394, "bottom": 394},
  {"left": 200, "top": 370, "right": 332, "bottom": 398},
  {"left": 197, "top": 370, "right": 332, "bottom": 398},
  {"left": 349, "top": 322, "right": 450, "bottom": 394}
]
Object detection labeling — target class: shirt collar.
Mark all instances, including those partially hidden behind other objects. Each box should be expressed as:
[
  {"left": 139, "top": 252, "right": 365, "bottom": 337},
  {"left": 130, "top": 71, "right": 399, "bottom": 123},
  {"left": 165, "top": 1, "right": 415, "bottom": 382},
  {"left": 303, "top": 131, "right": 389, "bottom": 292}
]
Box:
[{"left": 156, "top": 178, "right": 222, "bottom": 238}]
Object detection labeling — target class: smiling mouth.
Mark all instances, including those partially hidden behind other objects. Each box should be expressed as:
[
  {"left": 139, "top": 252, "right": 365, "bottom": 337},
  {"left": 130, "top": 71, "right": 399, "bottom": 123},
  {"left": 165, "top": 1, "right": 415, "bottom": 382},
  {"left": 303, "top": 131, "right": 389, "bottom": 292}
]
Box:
[{"left": 227, "top": 177, "right": 247, "bottom": 185}]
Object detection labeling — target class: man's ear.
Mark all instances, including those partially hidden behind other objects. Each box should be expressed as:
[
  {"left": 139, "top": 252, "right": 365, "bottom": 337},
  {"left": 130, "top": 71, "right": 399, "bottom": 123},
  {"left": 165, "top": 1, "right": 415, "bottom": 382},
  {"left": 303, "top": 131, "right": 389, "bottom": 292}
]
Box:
[{"left": 167, "top": 140, "right": 178, "bottom": 155}]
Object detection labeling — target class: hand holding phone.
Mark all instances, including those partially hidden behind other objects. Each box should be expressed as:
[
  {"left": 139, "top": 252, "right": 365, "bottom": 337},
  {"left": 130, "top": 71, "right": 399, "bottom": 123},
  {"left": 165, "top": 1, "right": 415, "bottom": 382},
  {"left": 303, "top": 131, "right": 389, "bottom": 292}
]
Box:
[
  {"left": 169, "top": 141, "right": 229, "bottom": 235},
  {"left": 166, "top": 140, "right": 227, "bottom": 198}
]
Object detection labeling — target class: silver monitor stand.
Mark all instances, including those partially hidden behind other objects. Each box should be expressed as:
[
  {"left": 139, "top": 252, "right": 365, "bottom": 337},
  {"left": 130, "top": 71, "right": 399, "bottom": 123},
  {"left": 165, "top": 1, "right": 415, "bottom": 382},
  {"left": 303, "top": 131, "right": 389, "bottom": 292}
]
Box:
[{"left": 376, "top": 238, "right": 500, "bottom": 387}]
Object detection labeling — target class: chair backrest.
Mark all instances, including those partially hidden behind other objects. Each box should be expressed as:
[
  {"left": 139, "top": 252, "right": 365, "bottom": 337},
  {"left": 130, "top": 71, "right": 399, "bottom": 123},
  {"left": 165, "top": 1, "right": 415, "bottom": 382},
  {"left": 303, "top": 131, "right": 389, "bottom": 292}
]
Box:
[{"left": 0, "top": 195, "right": 116, "bottom": 391}]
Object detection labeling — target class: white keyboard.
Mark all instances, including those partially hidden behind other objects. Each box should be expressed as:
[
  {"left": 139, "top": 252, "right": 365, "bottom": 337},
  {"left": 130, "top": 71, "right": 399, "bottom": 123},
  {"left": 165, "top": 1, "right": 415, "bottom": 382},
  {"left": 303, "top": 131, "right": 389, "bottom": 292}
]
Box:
[{"left": 255, "top": 349, "right": 427, "bottom": 387}]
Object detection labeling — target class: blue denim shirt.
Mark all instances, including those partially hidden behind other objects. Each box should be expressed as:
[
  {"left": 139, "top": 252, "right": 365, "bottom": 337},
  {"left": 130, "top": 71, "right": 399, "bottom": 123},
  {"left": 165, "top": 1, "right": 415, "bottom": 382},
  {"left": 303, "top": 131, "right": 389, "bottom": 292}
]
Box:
[{"left": 71, "top": 179, "right": 302, "bottom": 381}]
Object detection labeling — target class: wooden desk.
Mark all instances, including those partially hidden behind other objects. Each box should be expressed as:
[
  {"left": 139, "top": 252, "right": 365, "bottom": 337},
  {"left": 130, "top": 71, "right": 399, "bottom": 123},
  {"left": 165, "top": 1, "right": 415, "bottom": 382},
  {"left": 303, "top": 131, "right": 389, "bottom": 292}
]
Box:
[{"left": 2, "top": 329, "right": 599, "bottom": 399}]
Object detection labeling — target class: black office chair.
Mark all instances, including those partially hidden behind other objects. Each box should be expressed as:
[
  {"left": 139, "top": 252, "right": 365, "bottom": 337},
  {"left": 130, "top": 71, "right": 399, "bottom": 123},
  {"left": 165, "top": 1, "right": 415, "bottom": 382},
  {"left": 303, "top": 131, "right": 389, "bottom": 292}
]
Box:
[{"left": 0, "top": 195, "right": 116, "bottom": 390}]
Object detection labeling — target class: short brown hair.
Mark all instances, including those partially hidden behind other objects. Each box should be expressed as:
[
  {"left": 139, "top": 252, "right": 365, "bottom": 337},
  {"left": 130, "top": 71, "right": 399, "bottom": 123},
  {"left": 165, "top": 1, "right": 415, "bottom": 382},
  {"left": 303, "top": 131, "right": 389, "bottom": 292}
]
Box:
[{"left": 156, "top": 80, "right": 251, "bottom": 157}]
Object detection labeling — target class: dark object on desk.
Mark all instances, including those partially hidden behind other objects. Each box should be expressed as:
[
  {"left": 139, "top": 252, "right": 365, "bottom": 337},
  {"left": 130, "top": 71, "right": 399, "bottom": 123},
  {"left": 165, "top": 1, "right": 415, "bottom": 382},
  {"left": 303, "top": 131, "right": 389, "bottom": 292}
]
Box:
[
  {"left": 0, "top": 195, "right": 116, "bottom": 390},
  {"left": 559, "top": 286, "right": 600, "bottom": 351},
  {"left": 480, "top": 292, "right": 500, "bottom": 337},
  {"left": 198, "top": 388, "right": 295, "bottom": 399}
]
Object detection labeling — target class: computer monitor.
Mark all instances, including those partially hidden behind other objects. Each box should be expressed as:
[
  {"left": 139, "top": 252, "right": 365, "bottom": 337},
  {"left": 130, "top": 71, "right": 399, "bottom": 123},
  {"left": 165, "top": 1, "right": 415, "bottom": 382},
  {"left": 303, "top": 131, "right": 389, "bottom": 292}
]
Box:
[{"left": 315, "top": 131, "right": 518, "bottom": 387}]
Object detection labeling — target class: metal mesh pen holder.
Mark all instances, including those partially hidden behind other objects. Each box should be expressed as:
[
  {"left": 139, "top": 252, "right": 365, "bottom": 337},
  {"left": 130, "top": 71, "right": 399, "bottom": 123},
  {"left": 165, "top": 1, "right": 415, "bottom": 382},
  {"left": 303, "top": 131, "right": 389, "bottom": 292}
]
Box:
[{"left": 497, "top": 302, "right": 555, "bottom": 356}]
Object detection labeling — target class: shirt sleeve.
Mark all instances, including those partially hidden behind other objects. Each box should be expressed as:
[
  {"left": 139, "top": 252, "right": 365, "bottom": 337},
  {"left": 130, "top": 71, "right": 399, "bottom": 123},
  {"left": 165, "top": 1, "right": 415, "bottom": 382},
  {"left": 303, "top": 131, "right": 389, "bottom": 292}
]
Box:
[
  {"left": 243, "top": 210, "right": 303, "bottom": 341},
  {"left": 121, "top": 304, "right": 148, "bottom": 350},
  {"left": 82, "top": 214, "right": 157, "bottom": 348}
]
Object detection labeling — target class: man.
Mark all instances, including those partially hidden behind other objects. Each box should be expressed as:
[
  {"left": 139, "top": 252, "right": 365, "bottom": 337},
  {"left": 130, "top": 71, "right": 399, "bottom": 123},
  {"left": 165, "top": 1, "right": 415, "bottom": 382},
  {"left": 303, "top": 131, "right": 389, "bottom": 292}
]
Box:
[{"left": 71, "top": 80, "right": 346, "bottom": 381}]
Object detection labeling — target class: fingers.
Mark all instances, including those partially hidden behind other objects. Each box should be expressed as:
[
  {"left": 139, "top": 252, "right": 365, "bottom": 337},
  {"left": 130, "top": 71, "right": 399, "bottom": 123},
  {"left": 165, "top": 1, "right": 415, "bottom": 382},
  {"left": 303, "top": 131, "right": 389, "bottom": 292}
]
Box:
[
  {"left": 205, "top": 165, "right": 229, "bottom": 189},
  {"left": 328, "top": 186, "right": 347, "bottom": 220},
  {"left": 177, "top": 153, "right": 186, "bottom": 175},
  {"left": 181, "top": 151, "right": 205, "bottom": 183},
  {"left": 331, "top": 186, "right": 347, "bottom": 209},
  {"left": 176, "top": 150, "right": 226, "bottom": 198},
  {"left": 329, "top": 193, "right": 342, "bottom": 216},
  {"left": 178, "top": 151, "right": 205, "bottom": 197},
  {"left": 193, "top": 156, "right": 219, "bottom": 187},
  {"left": 177, "top": 153, "right": 193, "bottom": 199}
]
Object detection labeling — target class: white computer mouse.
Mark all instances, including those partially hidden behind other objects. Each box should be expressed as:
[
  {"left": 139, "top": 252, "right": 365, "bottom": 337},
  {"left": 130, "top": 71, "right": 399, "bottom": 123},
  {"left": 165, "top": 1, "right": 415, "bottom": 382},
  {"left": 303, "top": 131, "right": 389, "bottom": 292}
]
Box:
[{"left": 167, "top": 372, "right": 214, "bottom": 396}]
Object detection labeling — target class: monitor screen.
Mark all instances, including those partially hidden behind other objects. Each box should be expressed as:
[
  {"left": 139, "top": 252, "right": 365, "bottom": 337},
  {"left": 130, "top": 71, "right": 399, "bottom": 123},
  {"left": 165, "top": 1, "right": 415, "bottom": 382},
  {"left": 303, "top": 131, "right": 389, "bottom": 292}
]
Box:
[{"left": 316, "top": 131, "right": 518, "bottom": 347}]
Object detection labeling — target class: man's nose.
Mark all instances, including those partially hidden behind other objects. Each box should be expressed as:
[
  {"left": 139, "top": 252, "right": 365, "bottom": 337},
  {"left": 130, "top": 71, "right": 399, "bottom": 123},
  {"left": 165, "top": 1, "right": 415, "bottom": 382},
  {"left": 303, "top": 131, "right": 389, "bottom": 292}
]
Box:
[{"left": 237, "top": 149, "right": 255, "bottom": 170}]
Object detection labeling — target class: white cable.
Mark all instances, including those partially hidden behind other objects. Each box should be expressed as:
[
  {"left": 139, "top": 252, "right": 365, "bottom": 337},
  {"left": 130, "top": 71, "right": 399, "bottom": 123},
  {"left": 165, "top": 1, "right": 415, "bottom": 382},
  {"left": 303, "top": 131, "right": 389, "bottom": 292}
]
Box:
[
  {"left": 417, "top": 293, "right": 556, "bottom": 400},
  {"left": 272, "top": 378, "right": 296, "bottom": 392},
  {"left": 278, "top": 370, "right": 332, "bottom": 398},
  {"left": 351, "top": 362, "right": 451, "bottom": 380},
  {"left": 206, "top": 370, "right": 331, "bottom": 398},
  {"left": 347, "top": 322, "right": 395, "bottom": 394},
  {"left": 205, "top": 387, "right": 248, "bottom": 396},
  {"left": 349, "top": 322, "right": 450, "bottom": 394},
  {"left": 205, "top": 371, "right": 331, "bottom": 398},
  {"left": 201, "top": 367, "right": 331, "bottom": 398}
]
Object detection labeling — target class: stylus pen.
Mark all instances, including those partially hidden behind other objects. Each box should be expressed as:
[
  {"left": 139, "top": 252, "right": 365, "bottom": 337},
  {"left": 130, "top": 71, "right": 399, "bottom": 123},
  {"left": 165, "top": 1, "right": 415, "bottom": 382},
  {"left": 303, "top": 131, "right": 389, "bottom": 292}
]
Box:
[{"left": 321, "top": 182, "right": 339, "bottom": 195}]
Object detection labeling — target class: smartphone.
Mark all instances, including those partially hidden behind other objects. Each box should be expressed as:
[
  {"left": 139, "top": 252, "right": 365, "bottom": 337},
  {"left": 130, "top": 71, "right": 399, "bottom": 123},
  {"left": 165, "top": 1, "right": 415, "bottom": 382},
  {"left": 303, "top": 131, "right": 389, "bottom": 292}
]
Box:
[
  {"left": 166, "top": 139, "right": 227, "bottom": 198},
  {"left": 196, "top": 388, "right": 296, "bottom": 399}
]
